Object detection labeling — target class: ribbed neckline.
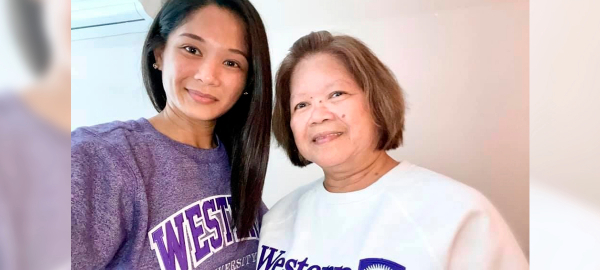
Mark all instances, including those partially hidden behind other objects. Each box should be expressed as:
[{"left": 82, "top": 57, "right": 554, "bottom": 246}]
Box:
[
  {"left": 136, "top": 117, "right": 227, "bottom": 161},
  {"left": 315, "top": 161, "right": 414, "bottom": 204}
]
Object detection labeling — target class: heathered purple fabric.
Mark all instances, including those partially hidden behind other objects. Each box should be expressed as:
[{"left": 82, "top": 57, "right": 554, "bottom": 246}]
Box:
[
  {"left": 0, "top": 93, "right": 70, "bottom": 270},
  {"left": 71, "top": 118, "right": 264, "bottom": 270}
]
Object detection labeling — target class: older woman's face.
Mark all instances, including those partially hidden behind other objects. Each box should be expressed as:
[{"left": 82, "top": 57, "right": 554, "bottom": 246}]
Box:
[{"left": 289, "top": 53, "right": 379, "bottom": 168}]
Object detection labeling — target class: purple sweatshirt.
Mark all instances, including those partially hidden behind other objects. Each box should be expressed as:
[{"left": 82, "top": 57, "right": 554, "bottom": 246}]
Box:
[
  {"left": 0, "top": 93, "right": 70, "bottom": 270},
  {"left": 71, "top": 118, "right": 264, "bottom": 270}
]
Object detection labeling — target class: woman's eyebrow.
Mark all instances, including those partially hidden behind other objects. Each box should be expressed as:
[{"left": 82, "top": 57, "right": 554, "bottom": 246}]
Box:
[{"left": 180, "top": 32, "right": 248, "bottom": 59}]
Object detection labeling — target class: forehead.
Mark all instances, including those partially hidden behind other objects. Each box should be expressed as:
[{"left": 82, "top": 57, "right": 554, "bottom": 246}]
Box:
[
  {"left": 173, "top": 5, "right": 247, "bottom": 52},
  {"left": 290, "top": 53, "right": 357, "bottom": 98}
]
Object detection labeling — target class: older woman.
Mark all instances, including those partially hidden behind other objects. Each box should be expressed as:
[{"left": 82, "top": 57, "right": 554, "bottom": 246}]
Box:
[{"left": 258, "top": 31, "right": 528, "bottom": 270}]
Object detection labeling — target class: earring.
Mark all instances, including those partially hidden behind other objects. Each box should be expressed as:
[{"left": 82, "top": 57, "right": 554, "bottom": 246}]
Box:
[
  {"left": 243, "top": 92, "right": 249, "bottom": 95},
  {"left": 152, "top": 63, "right": 159, "bottom": 69}
]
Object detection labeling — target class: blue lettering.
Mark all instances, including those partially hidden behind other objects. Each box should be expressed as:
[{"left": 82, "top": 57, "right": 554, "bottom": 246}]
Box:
[
  {"left": 297, "top": 258, "right": 309, "bottom": 270},
  {"left": 285, "top": 259, "right": 298, "bottom": 270},
  {"left": 274, "top": 257, "right": 286, "bottom": 270},
  {"left": 258, "top": 245, "right": 286, "bottom": 270}
]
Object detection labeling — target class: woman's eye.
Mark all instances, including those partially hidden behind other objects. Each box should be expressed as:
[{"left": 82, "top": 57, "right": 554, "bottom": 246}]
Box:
[
  {"left": 294, "top": 102, "right": 308, "bottom": 111},
  {"left": 224, "top": 60, "right": 240, "bottom": 68},
  {"left": 331, "top": 91, "right": 345, "bottom": 98},
  {"left": 183, "top": 46, "right": 200, "bottom": 55}
]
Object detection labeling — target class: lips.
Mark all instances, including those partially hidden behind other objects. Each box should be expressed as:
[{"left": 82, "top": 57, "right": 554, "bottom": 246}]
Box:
[
  {"left": 187, "top": 88, "right": 218, "bottom": 103},
  {"left": 311, "top": 131, "right": 344, "bottom": 145}
]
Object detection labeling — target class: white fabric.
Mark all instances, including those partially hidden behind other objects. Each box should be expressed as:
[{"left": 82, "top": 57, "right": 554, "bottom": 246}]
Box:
[{"left": 258, "top": 161, "right": 528, "bottom": 270}]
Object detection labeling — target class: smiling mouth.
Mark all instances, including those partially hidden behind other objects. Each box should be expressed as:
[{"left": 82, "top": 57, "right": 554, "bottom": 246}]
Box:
[
  {"left": 312, "top": 132, "right": 343, "bottom": 145},
  {"left": 187, "top": 88, "right": 218, "bottom": 103}
]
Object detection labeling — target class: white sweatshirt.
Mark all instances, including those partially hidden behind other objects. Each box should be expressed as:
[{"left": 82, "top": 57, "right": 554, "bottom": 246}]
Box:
[{"left": 257, "top": 161, "right": 528, "bottom": 270}]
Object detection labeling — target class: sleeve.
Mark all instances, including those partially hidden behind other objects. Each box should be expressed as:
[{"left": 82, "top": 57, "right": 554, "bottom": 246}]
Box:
[
  {"left": 447, "top": 197, "right": 529, "bottom": 270},
  {"left": 70, "top": 133, "right": 137, "bottom": 269},
  {"left": 0, "top": 196, "right": 14, "bottom": 270}
]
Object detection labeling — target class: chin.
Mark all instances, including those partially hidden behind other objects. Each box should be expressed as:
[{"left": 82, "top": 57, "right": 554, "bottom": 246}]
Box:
[
  {"left": 311, "top": 156, "right": 348, "bottom": 169},
  {"left": 183, "top": 107, "right": 223, "bottom": 122}
]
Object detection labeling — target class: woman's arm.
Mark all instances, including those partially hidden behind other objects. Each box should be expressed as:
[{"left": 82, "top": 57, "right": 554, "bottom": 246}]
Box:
[
  {"left": 71, "top": 132, "right": 137, "bottom": 269},
  {"left": 446, "top": 197, "right": 528, "bottom": 270}
]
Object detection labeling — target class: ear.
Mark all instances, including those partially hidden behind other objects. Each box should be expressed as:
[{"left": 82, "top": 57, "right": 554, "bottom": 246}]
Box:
[{"left": 153, "top": 46, "right": 165, "bottom": 70}]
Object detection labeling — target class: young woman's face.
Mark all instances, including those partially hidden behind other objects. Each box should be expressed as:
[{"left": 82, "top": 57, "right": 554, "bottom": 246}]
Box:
[
  {"left": 154, "top": 5, "right": 249, "bottom": 121},
  {"left": 289, "top": 53, "right": 379, "bottom": 169}
]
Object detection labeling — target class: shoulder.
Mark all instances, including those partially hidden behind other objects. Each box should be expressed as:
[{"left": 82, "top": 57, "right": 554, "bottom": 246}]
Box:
[
  {"left": 71, "top": 119, "right": 143, "bottom": 149},
  {"left": 386, "top": 162, "right": 493, "bottom": 212},
  {"left": 380, "top": 162, "right": 506, "bottom": 238},
  {"left": 71, "top": 119, "right": 146, "bottom": 178},
  {"left": 262, "top": 179, "right": 321, "bottom": 225},
  {"left": 388, "top": 163, "right": 525, "bottom": 262}
]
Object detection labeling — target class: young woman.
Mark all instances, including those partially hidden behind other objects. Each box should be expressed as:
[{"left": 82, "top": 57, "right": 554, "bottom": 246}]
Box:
[{"left": 71, "top": 0, "right": 272, "bottom": 269}]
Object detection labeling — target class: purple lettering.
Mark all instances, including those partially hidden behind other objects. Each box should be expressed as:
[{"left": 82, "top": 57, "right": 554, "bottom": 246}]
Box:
[
  {"left": 249, "top": 225, "right": 258, "bottom": 238},
  {"left": 254, "top": 220, "right": 261, "bottom": 236},
  {"left": 258, "top": 245, "right": 286, "bottom": 270},
  {"left": 226, "top": 197, "right": 240, "bottom": 242},
  {"left": 285, "top": 259, "right": 298, "bottom": 270},
  {"left": 150, "top": 214, "right": 189, "bottom": 270},
  {"left": 184, "top": 204, "right": 211, "bottom": 262},
  {"left": 202, "top": 199, "right": 223, "bottom": 250},
  {"left": 297, "top": 258, "right": 309, "bottom": 270},
  {"left": 274, "top": 258, "right": 285, "bottom": 270},
  {"left": 307, "top": 266, "right": 321, "bottom": 270},
  {"left": 215, "top": 197, "right": 234, "bottom": 243}
]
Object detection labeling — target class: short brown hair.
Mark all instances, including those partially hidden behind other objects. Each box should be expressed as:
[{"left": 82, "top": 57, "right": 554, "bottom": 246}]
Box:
[{"left": 273, "top": 31, "right": 405, "bottom": 167}]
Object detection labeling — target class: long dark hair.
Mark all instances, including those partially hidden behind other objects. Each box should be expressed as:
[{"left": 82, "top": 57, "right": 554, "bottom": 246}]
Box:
[
  {"left": 8, "top": 0, "right": 49, "bottom": 75},
  {"left": 141, "top": 0, "right": 272, "bottom": 237}
]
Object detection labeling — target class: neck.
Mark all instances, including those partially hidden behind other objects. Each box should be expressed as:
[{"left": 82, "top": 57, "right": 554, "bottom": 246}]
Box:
[
  {"left": 149, "top": 103, "right": 217, "bottom": 149},
  {"left": 323, "top": 151, "right": 399, "bottom": 193}
]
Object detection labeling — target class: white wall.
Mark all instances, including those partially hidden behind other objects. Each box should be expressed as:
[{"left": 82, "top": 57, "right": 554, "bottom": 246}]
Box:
[
  {"left": 71, "top": 0, "right": 529, "bottom": 256},
  {"left": 530, "top": 0, "right": 600, "bottom": 203},
  {"left": 529, "top": 1, "right": 600, "bottom": 266},
  {"left": 72, "top": 32, "right": 156, "bottom": 127}
]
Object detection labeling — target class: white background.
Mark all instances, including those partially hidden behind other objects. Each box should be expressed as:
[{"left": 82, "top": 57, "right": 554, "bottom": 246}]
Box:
[
  {"left": 70, "top": 0, "right": 529, "bottom": 256},
  {"left": 529, "top": 0, "right": 600, "bottom": 267}
]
